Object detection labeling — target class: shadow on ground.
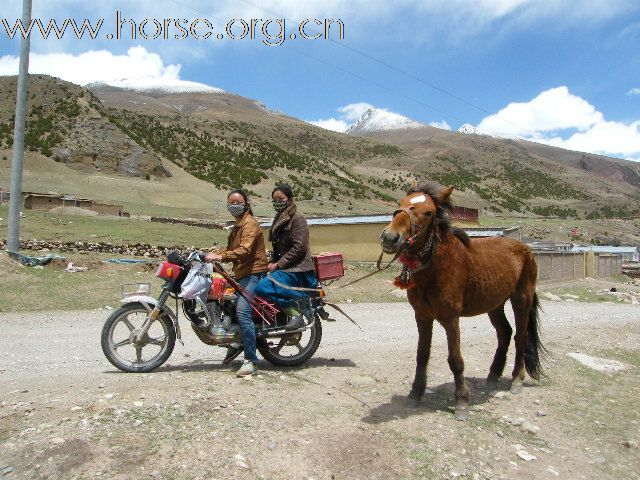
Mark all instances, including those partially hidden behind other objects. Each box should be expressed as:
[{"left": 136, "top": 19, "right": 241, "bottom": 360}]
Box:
[
  {"left": 103, "top": 356, "right": 357, "bottom": 374},
  {"left": 362, "top": 376, "right": 542, "bottom": 424}
]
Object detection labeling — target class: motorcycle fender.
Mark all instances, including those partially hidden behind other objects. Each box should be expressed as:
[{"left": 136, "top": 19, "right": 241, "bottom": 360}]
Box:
[{"left": 120, "top": 295, "right": 184, "bottom": 345}]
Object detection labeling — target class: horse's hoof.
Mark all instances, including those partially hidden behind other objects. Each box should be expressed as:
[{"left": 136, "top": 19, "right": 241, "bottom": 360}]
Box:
[
  {"left": 454, "top": 402, "right": 469, "bottom": 421},
  {"left": 486, "top": 379, "right": 498, "bottom": 392},
  {"left": 407, "top": 394, "right": 422, "bottom": 408},
  {"left": 510, "top": 380, "right": 523, "bottom": 394}
]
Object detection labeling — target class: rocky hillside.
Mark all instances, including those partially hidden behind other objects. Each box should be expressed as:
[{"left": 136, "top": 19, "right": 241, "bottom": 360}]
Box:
[
  {"left": 1, "top": 74, "right": 639, "bottom": 218},
  {"left": 354, "top": 127, "right": 640, "bottom": 218},
  {"left": 0, "top": 76, "right": 169, "bottom": 179}
]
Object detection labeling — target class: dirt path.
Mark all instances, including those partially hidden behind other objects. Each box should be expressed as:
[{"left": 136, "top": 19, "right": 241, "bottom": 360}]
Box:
[{"left": 1, "top": 302, "right": 639, "bottom": 479}]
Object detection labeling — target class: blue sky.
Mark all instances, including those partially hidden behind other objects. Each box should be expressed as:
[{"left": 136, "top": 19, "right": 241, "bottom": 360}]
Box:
[{"left": 0, "top": 0, "right": 639, "bottom": 160}]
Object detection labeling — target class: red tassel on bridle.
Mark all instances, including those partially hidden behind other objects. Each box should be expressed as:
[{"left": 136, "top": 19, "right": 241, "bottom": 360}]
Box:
[
  {"left": 394, "top": 265, "right": 416, "bottom": 290},
  {"left": 399, "top": 253, "right": 421, "bottom": 270}
]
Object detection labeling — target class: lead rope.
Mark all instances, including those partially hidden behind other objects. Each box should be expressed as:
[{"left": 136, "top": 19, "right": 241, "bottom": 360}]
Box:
[
  {"left": 263, "top": 250, "right": 403, "bottom": 330},
  {"left": 265, "top": 249, "right": 402, "bottom": 294}
]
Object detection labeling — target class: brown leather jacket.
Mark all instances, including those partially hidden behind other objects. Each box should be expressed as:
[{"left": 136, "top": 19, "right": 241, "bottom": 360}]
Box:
[
  {"left": 269, "top": 204, "right": 315, "bottom": 273},
  {"left": 218, "top": 211, "right": 268, "bottom": 279}
]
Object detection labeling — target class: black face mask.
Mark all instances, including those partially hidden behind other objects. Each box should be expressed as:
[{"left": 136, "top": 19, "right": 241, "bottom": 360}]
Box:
[{"left": 272, "top": 200, "right": 288, "bottom": 212}]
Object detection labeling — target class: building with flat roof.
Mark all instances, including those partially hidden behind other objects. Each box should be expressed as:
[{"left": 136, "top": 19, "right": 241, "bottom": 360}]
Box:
[
  {"left": 570, "top": 245, "right": 639, "bottom": 262},
  {"left": 260, "top": 212, "right": 517, "bottom": 261},
  {"left": 22, "top": 192, "right": 128, "bottom": 216}
]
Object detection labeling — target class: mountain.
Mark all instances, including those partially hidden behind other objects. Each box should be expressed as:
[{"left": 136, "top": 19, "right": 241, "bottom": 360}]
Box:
[
  {"left": 0, "top": 74, "right": 639, "bottom": 219},
  {"left": 458, "top": 123, "right": 483, "bottom": 135},
  {"left": 85, "top": 78, "right": 224, "bottom": 95},
  {"left": 346, "top": 107, "right": 425, "bottom": 134}
]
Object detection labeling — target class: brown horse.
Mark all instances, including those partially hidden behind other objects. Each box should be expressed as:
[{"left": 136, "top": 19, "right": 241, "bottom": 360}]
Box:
[{"left": 380, "top": 182, "right": 545, "bottom": 420}]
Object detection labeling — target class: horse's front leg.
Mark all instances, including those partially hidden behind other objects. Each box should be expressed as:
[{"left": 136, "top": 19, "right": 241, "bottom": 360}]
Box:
[
  {"left": 441, "top": 316, "right": 470, "bottom": 421},
  {"left": 408, "top": 316, "right": 434, "bottom": 407}
]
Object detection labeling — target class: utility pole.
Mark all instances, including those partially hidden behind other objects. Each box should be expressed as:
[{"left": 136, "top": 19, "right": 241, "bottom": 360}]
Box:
[{"left": 7, "top": 0, "right": 32, "bottom": 254}]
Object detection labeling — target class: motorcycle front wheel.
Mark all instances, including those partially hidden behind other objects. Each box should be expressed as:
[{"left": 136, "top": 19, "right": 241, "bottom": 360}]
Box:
[
  {"left": 101, "top": 302, "right": 176, "bottom": 373},
  {"left": 258, "top": 316, "right": 322, "bottom": 367}
]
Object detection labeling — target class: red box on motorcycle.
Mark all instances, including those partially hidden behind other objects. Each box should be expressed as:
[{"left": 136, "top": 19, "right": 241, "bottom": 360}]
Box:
[
  {"left": 156, "top": 261, "right": 181, "bottom": 281},
  {"left": 313, "top": 252, "right": 344, "bottom": 281}
]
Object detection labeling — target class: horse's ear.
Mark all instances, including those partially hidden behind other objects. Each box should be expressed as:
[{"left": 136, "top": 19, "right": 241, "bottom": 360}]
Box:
[
  {"left": 439, "top": 186, "right": 454, "bottom": 203},
  {"left": 409, "top": 179, "right": 418, "bottom": 190}
]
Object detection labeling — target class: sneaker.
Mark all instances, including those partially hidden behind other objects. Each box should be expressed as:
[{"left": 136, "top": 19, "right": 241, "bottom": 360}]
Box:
[
  {"left": 236, "top": 360, "right": 257, "bottom": 377},
  {"left": 222, "top": 346, "right": 243, "bottom": 365}
]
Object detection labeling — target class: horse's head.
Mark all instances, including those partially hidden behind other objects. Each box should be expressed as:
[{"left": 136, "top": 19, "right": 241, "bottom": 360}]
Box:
[{"left": 380, "top": 184, "right": 454, "bottom": 254}]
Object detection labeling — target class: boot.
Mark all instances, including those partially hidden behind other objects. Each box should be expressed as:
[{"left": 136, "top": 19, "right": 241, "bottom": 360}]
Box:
[{"left": 283, "top": 307, "right": 304, "bottom": 330}]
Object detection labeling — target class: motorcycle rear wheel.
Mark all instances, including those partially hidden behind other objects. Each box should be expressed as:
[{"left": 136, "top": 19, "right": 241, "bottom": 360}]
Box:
[
  {"left": 258, "top": 316, "right": 322, "bottom": 367},
  {"left": 101, "top": 303, "right": 176, "bottom": 373}
]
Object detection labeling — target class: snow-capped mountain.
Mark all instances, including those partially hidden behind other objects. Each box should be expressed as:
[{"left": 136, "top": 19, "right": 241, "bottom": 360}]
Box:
[
  {"left": 457, "top": 123, "right": 482, "bottom": 135},
  {"left": 346, "top": 108, "right": 425, "bottom": 134},
  {"left": 86, "top": 77, "right": 224, "bottom": 95}
]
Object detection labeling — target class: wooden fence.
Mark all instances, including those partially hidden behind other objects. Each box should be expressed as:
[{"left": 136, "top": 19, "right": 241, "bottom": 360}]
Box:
[{"left": 533, "top": 251, "right": 622, "bottom": 283}]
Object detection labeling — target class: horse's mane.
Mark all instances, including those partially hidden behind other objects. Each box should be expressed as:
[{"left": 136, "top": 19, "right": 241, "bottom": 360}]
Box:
[{"left": 407, "top": 181, "right": 471, "bottom": 247}]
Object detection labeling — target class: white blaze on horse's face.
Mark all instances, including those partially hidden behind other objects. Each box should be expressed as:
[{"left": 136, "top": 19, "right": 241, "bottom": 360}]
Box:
[{"left": 380, "top": 192, "right": 437, "bottom": 253}]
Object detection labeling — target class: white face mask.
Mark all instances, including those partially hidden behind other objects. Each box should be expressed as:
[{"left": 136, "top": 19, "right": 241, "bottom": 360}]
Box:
[{"left": 227, "top": 203, "right": 246, "bottom": 217}]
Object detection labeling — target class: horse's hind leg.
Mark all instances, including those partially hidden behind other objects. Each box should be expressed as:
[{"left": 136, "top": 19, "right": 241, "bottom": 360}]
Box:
[
  {"left": 441, "top": 317, "right": 470, "bottom": 421},
  {"left": 510, "top": 295, "right": 532, "bottom": 394},
  {"left": 408, "top": 316, "right": 434, "bottom": 407},
  {"left": 487, "top": 305, "right": 513, "bottom": 390}
]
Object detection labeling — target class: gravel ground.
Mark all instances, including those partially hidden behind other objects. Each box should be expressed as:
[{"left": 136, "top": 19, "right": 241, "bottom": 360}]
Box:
[{"left": 1, "top": 302, "right": 639, "bottom": 479}]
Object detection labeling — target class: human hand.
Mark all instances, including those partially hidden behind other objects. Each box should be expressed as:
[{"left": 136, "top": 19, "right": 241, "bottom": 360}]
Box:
[
  {"left": 205, "top": 254, "right": 223, "bottom": 262},
  {"left": 268, "top": 262, "right": 279, "bottom": 273}
]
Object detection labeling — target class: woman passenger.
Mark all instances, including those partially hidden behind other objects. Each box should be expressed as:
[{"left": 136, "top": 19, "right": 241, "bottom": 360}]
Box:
[{"left": 254, "top": 184, "right": 318, "bottom": 329}]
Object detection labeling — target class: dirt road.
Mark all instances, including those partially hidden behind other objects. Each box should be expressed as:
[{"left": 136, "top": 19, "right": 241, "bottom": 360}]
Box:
[{"left": 1, "top": 302, "right": 639, "bottom": 479}]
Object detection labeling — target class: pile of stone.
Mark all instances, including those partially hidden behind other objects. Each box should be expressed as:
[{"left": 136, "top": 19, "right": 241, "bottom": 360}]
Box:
[{"left": 0, "top": 238, "right": 195, "bottom": 258}]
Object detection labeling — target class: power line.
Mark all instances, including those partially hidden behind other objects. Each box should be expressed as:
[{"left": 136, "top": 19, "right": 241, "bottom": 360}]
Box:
[
  {"left": 166, "top": 0, "right": 546, "bottom": 141},
  {"left": 228, "top": 0, "right": 548, "bottom": 141}
]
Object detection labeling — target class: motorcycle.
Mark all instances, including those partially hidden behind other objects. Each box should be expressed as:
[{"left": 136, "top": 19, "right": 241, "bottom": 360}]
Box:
[{"left": 101, "top": 251, "right": 334, "bottom": 373}]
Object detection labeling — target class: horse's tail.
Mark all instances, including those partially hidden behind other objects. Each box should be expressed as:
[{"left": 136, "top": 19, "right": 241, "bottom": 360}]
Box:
[{"left": 524, "top": 292, "right": 547, "bottom": 380}]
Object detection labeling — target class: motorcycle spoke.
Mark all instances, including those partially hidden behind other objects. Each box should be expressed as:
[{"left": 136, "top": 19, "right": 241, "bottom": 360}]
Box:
[
  {"left": 148, "top": 336, "right": 166, "bottom": 346},
  {"left": 294, "top": 342, "right": 303, "bottom": 353},
  {"left": 113, "top": 338, "right": 131, "bottom": 349},
  {"left": 135, "top": 346, "right": 143, "bottom": 364},
  {"left": 121, "top": 317, "right": 135, "bottom": 331},
  {"left": 274, "top": 338, "right": 286, "bottom": 353}
]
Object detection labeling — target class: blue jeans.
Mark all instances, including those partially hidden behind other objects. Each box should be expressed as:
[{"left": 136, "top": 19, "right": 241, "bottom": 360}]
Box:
[
  {"left": 254, "top": 270, "right": 318, "bottom": 310},
  {"left": 236, "top": 272, "right": 265, "bottom": 364}
]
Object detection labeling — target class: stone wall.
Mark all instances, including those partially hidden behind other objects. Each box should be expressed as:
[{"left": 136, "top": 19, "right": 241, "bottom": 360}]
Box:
[{"left": 0, "top": 238, "right": 197, "bottom": 258}]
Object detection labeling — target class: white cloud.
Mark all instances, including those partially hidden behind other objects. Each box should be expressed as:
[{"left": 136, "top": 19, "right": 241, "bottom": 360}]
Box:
[
  {"left": 307, "top": 102, "right": 372, "bottom": 132},
  {"left": 307, "top": 118, "right": 349, "bottom": 132},
  {"left": 475, "top": 86, "right": 640, "bottom": 159},
  {"left": 0, "top": 46, "right": 221, "bottom": 92},
  {"left": 628, "top": 88, "right": 640, "bottom": 95},
  {"left": 477, "top": 86, "right": 603, "bottom": 137},
  {"left": 545, "top": 121, "right": 640, "bottom": 157},
  {"left": 429, "top": 120, "right": 451, "bottom": 130},
  {"left": 337, "top": 102, "right": 374, "bottom": 121},
  {"left": 1, "top": 0, "right": 634, "bottom": 53}
]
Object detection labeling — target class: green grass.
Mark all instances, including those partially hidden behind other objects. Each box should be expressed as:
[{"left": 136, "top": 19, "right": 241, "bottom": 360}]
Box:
[
  {"left": 0, "top": 250, "right": 407, "bottom": 312},
  {"left": 408, "top": 436, "right": 437, "bottom": 479},
  {"left": 597, "top": 348, "right": 640, "bottom": 367},
  {"left": 541, "top": 284, "right": 639, "bottom": 303},
  {"left": 0, "top": 205, "right": 228, "bottom": 247},
  {"left": 0, "top": 255, "right": 166, "bottom": 311}
]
